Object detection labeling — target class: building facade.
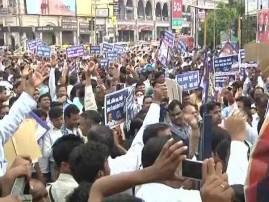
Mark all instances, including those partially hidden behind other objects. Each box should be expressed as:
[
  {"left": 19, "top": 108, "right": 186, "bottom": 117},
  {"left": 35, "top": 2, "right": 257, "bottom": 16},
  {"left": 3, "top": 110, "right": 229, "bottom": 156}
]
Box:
[{"left": 0, "top": 0, "right": 172, "bottom": 48}]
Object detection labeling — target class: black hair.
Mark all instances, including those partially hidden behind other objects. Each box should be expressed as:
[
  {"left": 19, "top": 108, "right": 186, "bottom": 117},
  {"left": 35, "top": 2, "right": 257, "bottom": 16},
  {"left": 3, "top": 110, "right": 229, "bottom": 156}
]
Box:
[
  {"left": 135, "top": 80, "right": 145, "bottom": 88},
  {"left": 142, "top": 136, "right": 170, "bottom": 168},
  {"left": 143, "top": 96, "right": 152, "bottom": 103},
  {"left": 104, "top": 194, "right": 144, "bottom": 202},
  {"left": 255, "top": 93, "right": 269, "bottom": 109},
  {"left": 51, "top": 101, "right": 63, "bottom": 108},
  {"left": 52, "top": 135, "right": 84, "bottom": 167},
  {"left": 56, "top": 84, "right": 67, "bottom": 94},
  {"left": 69, "top": 74, "right": 78, "bottom": 85},
  {"left": 67, "top": 182, "right": 92, "bottom": 202},
  {"left": 81, "top": 110, "right": 102, "bottom": 125},
  {"left": 200, "top": 101, "right": 221, "bottom": 117},
  {"left": 236, "top": 96, "right": 252, "bottom": 110},
  {"left": 38, "top": 93, "right": 51, "bottom": 103},
  {"left": 0, "top": 86, "right": 7, "bottom": 93},
  {"left": 32, "top": 109, "right": 47, "bottom": 120},
  {"left": 167, "top": 99, "right": 182, "bottom": 112},
  {"left": 69, "top": 141, "right": 109, "bottom": 183},
  {"left": 143, "top": 123, "right": 170, "bottom": 145},
  {"left": 87, "top": 126, "right": 114, "bottom": 155},
  {"left": 49, "top": 107, "right": 63, "bottom": 120},
  {"left": 64, "top": 104, "right": 80, "bottom": 119}
]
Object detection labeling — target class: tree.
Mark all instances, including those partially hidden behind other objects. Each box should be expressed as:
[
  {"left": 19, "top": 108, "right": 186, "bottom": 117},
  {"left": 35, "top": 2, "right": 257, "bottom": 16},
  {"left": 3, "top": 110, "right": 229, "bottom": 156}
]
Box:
[{"left": 199, "top": 2, "right": 241, "bottom": 48}]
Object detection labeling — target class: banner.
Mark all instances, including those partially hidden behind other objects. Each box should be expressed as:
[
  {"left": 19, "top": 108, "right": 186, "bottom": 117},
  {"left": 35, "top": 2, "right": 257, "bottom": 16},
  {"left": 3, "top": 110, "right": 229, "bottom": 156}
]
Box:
[
  {"left": 106, "top": 51, "right": 118, "bottom": 62},
  {"left": 66, "top": 45, "right": 84, "bottom": 58},
  {"left": 176, "top": 71, "right": 200, "bottom": 91},
  {"left": 163, "top": 31, "right": 175, "bottom": 48},
  {"left": 36, "top": 45, "right": 51, "bottom": 57},
  {"left": 27, "top": 40, "right": 43, "bottom": 53},
  {"left": 125, "top": 87, "right": 136, "bottom": 131},
  {"left": 102, "top": 43, "right": 113, "bottom": 52},
  {"left": 76, "top": 0, "right": 92, "bottom": 16},
  {"left": 158, "top": 42, "right": 170, "bottom": 66},
  {"left": 214, "top": 55, "right": 239, "bottom": 88},
  {"left": 113, "top": 44, "right": 125, "bottom": 53},
  {"left": 104, "top": 88, "right": 129, "bottom": 128},
  {"left": 257, "top": 9, "right": 269, "bottom": 43},
  {"left": 25, "top": 0, "right": 75, "bottom": 15},
  {"left": 100, "top": 59, "right": 109, "bottom": 69},
  {"left": 90, "top": 45, "right": 101, "bottom": 54}
]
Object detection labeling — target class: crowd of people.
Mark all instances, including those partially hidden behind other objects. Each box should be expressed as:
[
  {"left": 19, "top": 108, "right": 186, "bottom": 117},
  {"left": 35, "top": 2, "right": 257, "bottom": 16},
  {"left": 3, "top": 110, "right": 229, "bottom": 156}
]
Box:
[{"left": 0, "top": 41, "right": 266, "bottom": 202}]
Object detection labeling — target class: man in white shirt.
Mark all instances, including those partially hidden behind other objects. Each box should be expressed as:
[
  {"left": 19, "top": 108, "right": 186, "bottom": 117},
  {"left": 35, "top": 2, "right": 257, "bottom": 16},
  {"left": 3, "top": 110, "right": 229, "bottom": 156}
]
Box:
[
  {"left": 47, "top": 135, "right": 84, "bottom": 202},
  {"left": 136, "top": 136, "right": 201, "bottom": 202},
  {"left": 0, "top": 64, "right": 47, "bottom": 176},
  {"left": 42, "top": 107, "right": 64, "bottom": 181}
]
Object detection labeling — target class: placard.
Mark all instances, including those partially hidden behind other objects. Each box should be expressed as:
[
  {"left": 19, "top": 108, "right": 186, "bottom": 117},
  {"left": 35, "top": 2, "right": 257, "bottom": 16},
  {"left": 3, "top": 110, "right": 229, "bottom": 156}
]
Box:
[
  {"left": 176, "top": 71, "right": 200, "bottom": 91},
  {"left": 36, "top": 45, "right": 51, "bottom": 57},
  {"left": 163, "top": 31, "right": 175, "bottom": 48},
  {"left": 90, "top": 45, "right": 101, "bottom": 54},
  {"left": 102, "top": 43, "right": 113, "bottom": 52},
  {"left": 113, "top": 44, "right": 125, "bottom": 53},
  {"left": 66, "top": 45, "right": 84, "bottom": 58},
  {"left": 106, "top": 51, "right": 118, "bottom": 62},
  {"left": 100, "top": 59, "right": 109, "bottom": 69},
  {"left": 104, "top": 88, "right": 129, "bottom": 128},
  {"left": 214, "top": 55, "right": 239, "bottom": 88},
  {"left": 125, "top": 87, "right": 136, "bottom": 130}
]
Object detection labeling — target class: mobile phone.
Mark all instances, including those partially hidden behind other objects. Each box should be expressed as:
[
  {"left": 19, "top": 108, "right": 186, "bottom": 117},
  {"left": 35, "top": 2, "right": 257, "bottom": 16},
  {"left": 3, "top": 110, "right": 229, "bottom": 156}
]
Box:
[{"left": 179, "top": 159, "right": 203, "bottom": 180}]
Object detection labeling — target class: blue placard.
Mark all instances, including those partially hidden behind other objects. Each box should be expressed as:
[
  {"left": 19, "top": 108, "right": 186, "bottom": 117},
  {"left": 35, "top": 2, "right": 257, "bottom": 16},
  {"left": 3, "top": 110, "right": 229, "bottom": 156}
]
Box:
[
  {"left": 214, "top": 54, "right": 239, "bottom": 88},
  {"left": 100, "top": 59, "right": 108, "bottom": 69},
  {"left": 27, "top": 39, "right": 43, "bottom": 52},
  {"left": 113, "top": 44, "right": 125, "bottom": 53},
  {"left": 106, "top": 51, "right": 118, "bottom": 62},
  {"left": 125, "top": 87, "right": 136, "bottom": 130},
  {"left": 104, "top": 88, "right": 129, "bottom": 128},
  {"left": 36, "top": 45, "right": 51, "bottom": 57},
  {"left": 102, "top": 43, "right": 113, "bottom": 52},
  {"left": 66, "top": 45, "right": 84, "bottom": 58},
  {"left": 163, "top": 31, "right": 175, "bottom": 48},
  {"left": 176, "top": 71, "right": 200, "bottom": 91},
  {"left": 90, "top": 45, "right": 101, "bottom": 54}
]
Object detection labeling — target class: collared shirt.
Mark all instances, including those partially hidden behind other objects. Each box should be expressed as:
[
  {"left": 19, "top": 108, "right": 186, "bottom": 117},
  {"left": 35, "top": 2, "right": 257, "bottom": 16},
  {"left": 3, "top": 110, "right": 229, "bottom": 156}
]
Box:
[
  {"left": 170, "top": 123, "right": 191, "bottom": 146},
  {"left": 136, "top": 183, "right": 201, "bottom": 202},
  {"left": 47, "top": 173, "right": 78, "bottom": 202},
  {"left": 0, "top": 92, "right": 37, "bottom": 176},
  {"left": 108, "top": 103, "right": 161, "bottom": 175},
  {"left": 61, "top": 126, "right": 81, "bottom": 137}
]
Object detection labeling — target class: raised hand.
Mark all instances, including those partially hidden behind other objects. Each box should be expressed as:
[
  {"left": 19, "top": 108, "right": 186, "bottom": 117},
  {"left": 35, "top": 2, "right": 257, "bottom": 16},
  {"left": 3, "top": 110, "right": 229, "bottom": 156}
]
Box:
[
  {"left": 151, "top": 138, "right": 187, "bottom": 181},
  {"left": 24, "top": 64, "right": 48, "bottom": 96},
  {"left": 201, "top": 158, "right": 233, "bottom": 202}
]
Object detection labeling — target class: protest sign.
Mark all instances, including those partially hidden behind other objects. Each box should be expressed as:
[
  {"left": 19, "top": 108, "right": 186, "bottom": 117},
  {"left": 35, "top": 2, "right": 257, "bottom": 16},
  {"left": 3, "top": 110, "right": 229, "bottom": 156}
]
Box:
[
  {"left": 214, "top": 54, "right": 239, "bottom": 88},
  {"left": 113, "top": 44, "right": 125, "bottom": 53},
  {"left": 66, "top": 45, "right": 84, "bottom": 58},
  {"left": 163, "top": 31, "right": 175, "bottom": 48},
  {"left": 27, "top": 40, "right": 43, "bottom": 53},
  {"left": 36, "top": 45, "right": 51, "bottom": 57},
  {"left": 104, "top": 88, "right": 129, "bottom": 128},
  {"left": 158, "top": 42, "right": 169, "bottom": 66},
  {"left": 125, "top": 87, "right": 136, "bottom": 130},
  {"left": 106, "top": 51, "right": 118, "bottom": 62},
  {"left": 100, "top": 59, "right": 109, "bottom": 69},
  {"left": 102, "top": 43, "right": 113, "bottom": 52},
  {"left": 176, "top": 71, "right": 200, "bottom": 91},
  {"left": 90, "top": 45, "right": 101, "bottom": 54}
]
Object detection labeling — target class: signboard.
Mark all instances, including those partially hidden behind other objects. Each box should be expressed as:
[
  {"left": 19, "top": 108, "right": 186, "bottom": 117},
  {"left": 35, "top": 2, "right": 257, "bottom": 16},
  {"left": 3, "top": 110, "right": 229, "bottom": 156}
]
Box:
[
  {"left": 163, "top": 31, "right": 175, "bottom": 48},
  {"left": 25, "top": 0, "right": 76, "bottom": 15},
  {"left": 27, "top": 40, "right": 43, "bottom": 53},
  {"left": 158, "top": 41, "right": 170, "bottom": 66},
  {"left": 113, "top": 44, "right": 125, "bottom": 53},
  {"left": 172, "top": 0, "right": 183, "bottom": 29},
  {"left": 214, "top": 55, "right": 239, "bottom": 88},
  {"left": 106, "top": 51, "right": 118, "bottom": 62},
  {"left": 66, "top": 45, "right": 84, "bottom": 58},
  {"left": 102, "top": 43, "right": 114, "bottom": 52},
  {"left": 36, "top": 45, "right": 51, "bottom": 57},
  {"left": 176, "top": 71, "right": 200, "bottom": 91},
  {"left": 104, "top": 88, "right": 129, "bottom": 128},
  {"left": 90, "top": 45, "right": 101, "bottom": 54},
  {"left": 257, "top": 9, "right": 269, "bottom": 43},
  {"left": 125, "top": 87, "right": 136, "bottom": 130},
  {"left": 100, "top": 59, "right": 109, "bottom": 69}
]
